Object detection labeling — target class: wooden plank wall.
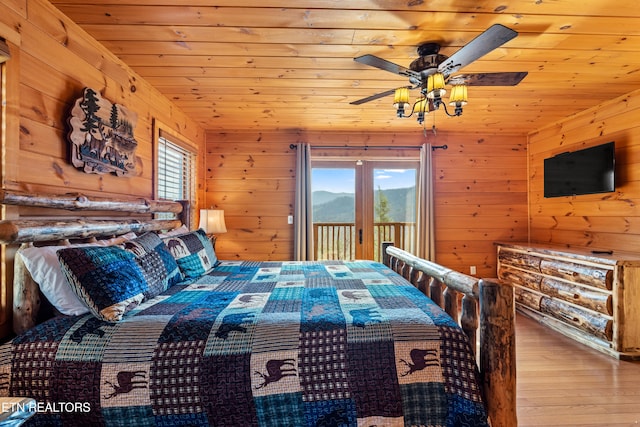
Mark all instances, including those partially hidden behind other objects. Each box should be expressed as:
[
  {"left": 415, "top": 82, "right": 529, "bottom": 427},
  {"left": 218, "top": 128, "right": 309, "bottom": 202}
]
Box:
[
  {"left": 1, "top": 0, "right": 204, "bottom": 197},
  {"left": 528, "top": 88, "right": 640, "bottom": 252},
  {"left": 431, "top": 131, "right": 529, "bottom": 276},
  {"left": 0, "top": 0, "right": 205, "bottom": 338},
  {"left": 204, "top": 130, "right": 528, "bottom": 277}
]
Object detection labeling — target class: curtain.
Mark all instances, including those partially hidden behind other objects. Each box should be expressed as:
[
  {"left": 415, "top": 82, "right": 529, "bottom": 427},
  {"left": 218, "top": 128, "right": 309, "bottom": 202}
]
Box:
[
  {"left": 416, "top": 143, "right": 436, "bottom": 261},
  {"left": 293, "top": 143, "right": 314, "bottom": 260}
]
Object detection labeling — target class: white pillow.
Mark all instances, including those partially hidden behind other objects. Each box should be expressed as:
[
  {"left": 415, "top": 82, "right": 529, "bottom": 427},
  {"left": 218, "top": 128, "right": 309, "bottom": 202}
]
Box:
[{"left": 18, "top": 232, "right": 137, "bottom": 316}]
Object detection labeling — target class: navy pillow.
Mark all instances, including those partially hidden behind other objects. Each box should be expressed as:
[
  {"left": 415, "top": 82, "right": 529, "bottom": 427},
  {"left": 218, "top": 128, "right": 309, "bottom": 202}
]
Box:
[
  {"left": 162, "top": 229, "right": 219, "bottom": 279},
  {"left": 57, "top": 246, "right": 146, "bottom": 321},
  {"left": 124, "top": 232, "right": 184, "bottom": 299}
]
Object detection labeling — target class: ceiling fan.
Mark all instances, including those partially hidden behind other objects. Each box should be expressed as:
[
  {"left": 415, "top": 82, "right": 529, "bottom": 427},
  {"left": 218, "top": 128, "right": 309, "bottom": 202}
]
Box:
[{"left": 351, "top": 24, "right": 528, "bottom": 121}]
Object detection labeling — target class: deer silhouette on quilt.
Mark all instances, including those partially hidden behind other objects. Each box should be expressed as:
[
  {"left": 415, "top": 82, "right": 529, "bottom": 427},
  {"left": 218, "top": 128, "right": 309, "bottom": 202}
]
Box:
[
  {"left": 215, "top": 312, "right": 255, "bottom": 339},
  {"left": 254, "top": 358, "right": 297, "bottom": 389},
  {"left": 399, "top": 348, "right": 439, "bottom": 376},
  {"left": 103, "top": 370, "right": 147, "bottom": 399},
  {"left": 70, "top": 317, "right": 109, "bottom": 343}
]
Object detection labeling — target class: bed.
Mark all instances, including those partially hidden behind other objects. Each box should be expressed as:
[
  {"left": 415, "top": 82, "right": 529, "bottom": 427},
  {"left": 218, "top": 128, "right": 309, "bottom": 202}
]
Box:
[{"left": 0, "top": 190, "right": 516, "bottom": 426}]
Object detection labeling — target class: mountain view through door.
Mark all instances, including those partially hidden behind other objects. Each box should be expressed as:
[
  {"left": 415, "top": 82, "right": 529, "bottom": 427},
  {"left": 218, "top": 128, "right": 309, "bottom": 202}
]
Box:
[{"left": 312, "top": 161, "right": 418, "bottom": 261}]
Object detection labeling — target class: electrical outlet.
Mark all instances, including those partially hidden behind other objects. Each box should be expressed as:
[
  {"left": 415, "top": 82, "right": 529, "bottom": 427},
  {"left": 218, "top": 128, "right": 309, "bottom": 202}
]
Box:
[
  {"left": 470, "top": 265, "right": 477, "bottom": 275},
  {"left": 287, "top": 215, "right": 293, "bottom": 224}
]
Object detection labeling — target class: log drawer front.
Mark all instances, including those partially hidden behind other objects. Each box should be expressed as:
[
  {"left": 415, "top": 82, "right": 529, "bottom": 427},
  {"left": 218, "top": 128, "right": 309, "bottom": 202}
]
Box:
[{"left": 496, "top": 242, "right": 640, "bottom": 359}]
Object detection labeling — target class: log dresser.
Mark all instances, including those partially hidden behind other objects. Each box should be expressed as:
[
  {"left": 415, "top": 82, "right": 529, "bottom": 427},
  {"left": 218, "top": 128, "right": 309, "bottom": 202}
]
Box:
[{"left": 496, "top": 242, "right": 640, "bottom": 359}]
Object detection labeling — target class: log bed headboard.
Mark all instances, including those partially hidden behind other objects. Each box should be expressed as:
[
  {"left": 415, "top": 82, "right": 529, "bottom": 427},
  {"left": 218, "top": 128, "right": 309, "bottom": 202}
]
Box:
[{"left": 0, "top": 190, "right": 190, "bottom": 335}]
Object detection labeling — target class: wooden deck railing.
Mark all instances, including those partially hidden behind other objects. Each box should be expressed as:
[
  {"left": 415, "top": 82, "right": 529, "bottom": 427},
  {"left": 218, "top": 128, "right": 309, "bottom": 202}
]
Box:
[
  {"left": 313, "top": 222, "right": 357, "bottom": 260},
  {"left": 313, "top": 221, "right": 415, "bottom": 261}
]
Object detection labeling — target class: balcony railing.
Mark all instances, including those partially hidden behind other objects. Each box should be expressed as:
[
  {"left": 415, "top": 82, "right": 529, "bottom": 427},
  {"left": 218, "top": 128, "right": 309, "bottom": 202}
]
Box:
[{"left": 313, "top": 222, "right": 416, "bottom": 261}]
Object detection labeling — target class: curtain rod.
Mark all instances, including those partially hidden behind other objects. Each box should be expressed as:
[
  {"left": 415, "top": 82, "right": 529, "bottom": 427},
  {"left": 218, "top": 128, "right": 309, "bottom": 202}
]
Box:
[{"left": 289, "top": 144, "right": 447, "bottom": 151}]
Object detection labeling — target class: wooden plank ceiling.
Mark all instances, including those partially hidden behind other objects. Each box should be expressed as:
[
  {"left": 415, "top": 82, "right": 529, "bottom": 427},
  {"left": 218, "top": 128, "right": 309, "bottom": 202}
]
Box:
[{"left": 50, "top": 0, "right": 640, "bottom": 134}]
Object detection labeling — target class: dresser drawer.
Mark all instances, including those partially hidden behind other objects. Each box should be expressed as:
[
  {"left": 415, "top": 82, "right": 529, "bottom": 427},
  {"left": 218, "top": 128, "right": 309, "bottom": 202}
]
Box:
[
  {"left": 497, "top": 265, "right": 542, "bottom": 291},
  {"left": 539, "top": 259, "right": 612, "bottom": 290},
  {"left": 514, "top": 287, "right": 612, "bottom": 342},
  {"left": 498, "top": 249, "right": 541, "bottom": 271},
  {"left": 539, "top": 277, "right": 612, "bottom": 315}
]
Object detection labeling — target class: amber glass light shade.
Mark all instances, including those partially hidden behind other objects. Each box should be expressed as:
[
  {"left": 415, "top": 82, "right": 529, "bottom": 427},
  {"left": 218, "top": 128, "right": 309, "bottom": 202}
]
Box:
[
  {"left": 393, "top": 87, "right": 410, "bottom": 117},
  {"left": 413, "top": 97, "right": 429, "bottom": 113},
  {"left": 449, "top": 84, "right": 468, "bottom": 106},
  {"left": 393, "top": 87, "right": 410, "bottom": 107},
  {"left": 426, "top": 73, "right": 446, "bottom": 99},
  {"left": 413, "top": 97, "right": 429, "bottom": 124}
]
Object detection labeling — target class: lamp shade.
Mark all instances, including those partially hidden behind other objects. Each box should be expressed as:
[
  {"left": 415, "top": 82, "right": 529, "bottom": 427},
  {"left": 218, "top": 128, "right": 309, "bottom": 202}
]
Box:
[
  {"left": 199, "top": 209, "right": 227, "bottom": 234},
  {"left": 426, "top": 72, "right": 446, "bottom": 99},
  {"left": 392, "top": 87, "right": 410, "bottom": 108},
  {"left": 449, "top": 84, "right": 468, "bottom": 106},
  {"left": 412, "top": 97, "right": 429, "bottom": 124},
  {"left": 413, "top": 97, "right": 429, "bottom": 113}
]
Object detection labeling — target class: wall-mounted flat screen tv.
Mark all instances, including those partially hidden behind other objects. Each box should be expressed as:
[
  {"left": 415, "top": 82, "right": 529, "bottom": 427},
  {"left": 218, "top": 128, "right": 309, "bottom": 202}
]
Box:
[{"left": 543, "top": 141, "right": 615, "bottom": 198}]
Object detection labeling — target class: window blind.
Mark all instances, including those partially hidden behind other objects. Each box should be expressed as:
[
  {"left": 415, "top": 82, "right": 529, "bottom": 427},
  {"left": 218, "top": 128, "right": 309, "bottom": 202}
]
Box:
[{"left": 157, "top": 136, "right": 196, "bottom": 202}]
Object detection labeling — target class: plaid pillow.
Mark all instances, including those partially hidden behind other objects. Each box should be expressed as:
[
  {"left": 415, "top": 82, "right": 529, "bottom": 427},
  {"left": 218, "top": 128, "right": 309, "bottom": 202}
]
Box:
[
  {"left": 162, "top": 229, "right": 219, "bottom": 279},
  {"left": 123, "top": 232, "right": 184, "bottom": 300},
  {"left": 57, "top": 246, "right": 146, "bottom": 321}
]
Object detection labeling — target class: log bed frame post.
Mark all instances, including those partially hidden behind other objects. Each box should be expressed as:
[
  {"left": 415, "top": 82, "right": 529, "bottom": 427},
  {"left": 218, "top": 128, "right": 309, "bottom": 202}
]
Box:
[
  {"left": 12, "top": 245, "right": 41, "bottom": 335},
  {"left": 479, "top": 278, "right": 517, "bottom": 427},
  {"left": 383, "top": 245, "right": 517, "bottom": 427}
]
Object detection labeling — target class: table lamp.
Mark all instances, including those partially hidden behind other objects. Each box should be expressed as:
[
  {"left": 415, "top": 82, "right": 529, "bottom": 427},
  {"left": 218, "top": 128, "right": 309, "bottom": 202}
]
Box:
[{"left": 199, "top": 209, "right": 227, "bottom": 247}]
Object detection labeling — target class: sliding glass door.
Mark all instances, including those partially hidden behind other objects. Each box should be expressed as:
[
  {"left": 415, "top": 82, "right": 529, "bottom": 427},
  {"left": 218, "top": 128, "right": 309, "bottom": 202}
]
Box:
[
  {"left": 311, "top": 165, "right": 359, "bottom": 260},
  {"left": 370, "top": 162, "right": 418, "bottom": 261},
  {"left": 311, "top": 159, "right": 418, "bottom": 261}
]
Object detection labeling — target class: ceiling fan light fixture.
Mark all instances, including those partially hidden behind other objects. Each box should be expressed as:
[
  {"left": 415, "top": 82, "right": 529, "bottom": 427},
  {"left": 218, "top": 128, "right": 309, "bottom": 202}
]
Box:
[
  {"left": 413, "top": 97, "right": 429, "bottom": 124},
  {"left": 448, "top": 84, "right": 467, "bottom": 116},
  {"left": 393, "top": 87, "right": 410, "bottom": 117},
  {"left": 449, "top": 85, "right": 467, "bottom": 107},
  {"left": 426, "top": 72, "right": 446, "bottom": 99},
  {"left": 449, "top": 84, "right": 468, "bottom": 105},
  {"left": 351, "top": 25, "right": 526, "bottom": 127}
]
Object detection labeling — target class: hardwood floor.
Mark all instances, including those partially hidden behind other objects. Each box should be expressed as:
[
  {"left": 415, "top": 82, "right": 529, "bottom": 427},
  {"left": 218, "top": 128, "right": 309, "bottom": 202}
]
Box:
[{"left": 516, "top": 314, "right": 640, "bottom": 426}]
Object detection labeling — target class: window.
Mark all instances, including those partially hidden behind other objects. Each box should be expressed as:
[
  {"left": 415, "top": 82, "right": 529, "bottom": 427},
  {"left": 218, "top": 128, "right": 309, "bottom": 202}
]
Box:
[
  {"left": 155, "top": 127, "right": 197, "bottom": 224},
  {"left": 157, "top": 135, "right": 196, "bottom": 202}
]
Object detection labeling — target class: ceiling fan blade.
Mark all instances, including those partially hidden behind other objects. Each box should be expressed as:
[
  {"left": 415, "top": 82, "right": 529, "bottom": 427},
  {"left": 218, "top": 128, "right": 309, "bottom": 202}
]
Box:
[
  {"left": 453, "top": 72, "right": 528, "bottom": 86},
  {"left": 438, "top": 24, "right": 518, "bottom": 76},
  {"left": 350, "top": 87, "right": 401, "bottom": 105},
  {"left": 354, "top": 54, "right": 421, "bottom": 80}
]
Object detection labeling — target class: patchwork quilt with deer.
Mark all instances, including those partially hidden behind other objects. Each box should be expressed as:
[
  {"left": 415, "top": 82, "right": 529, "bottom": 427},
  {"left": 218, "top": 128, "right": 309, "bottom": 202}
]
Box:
[{"left": 0, "top": 260, "right": 488, "bottom": 426}]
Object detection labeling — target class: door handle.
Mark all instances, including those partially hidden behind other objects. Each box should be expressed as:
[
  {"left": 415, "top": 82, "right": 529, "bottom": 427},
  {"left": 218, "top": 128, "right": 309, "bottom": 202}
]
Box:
[{"left": 359, "top": 229, "right": 363, "bottom": 244}]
